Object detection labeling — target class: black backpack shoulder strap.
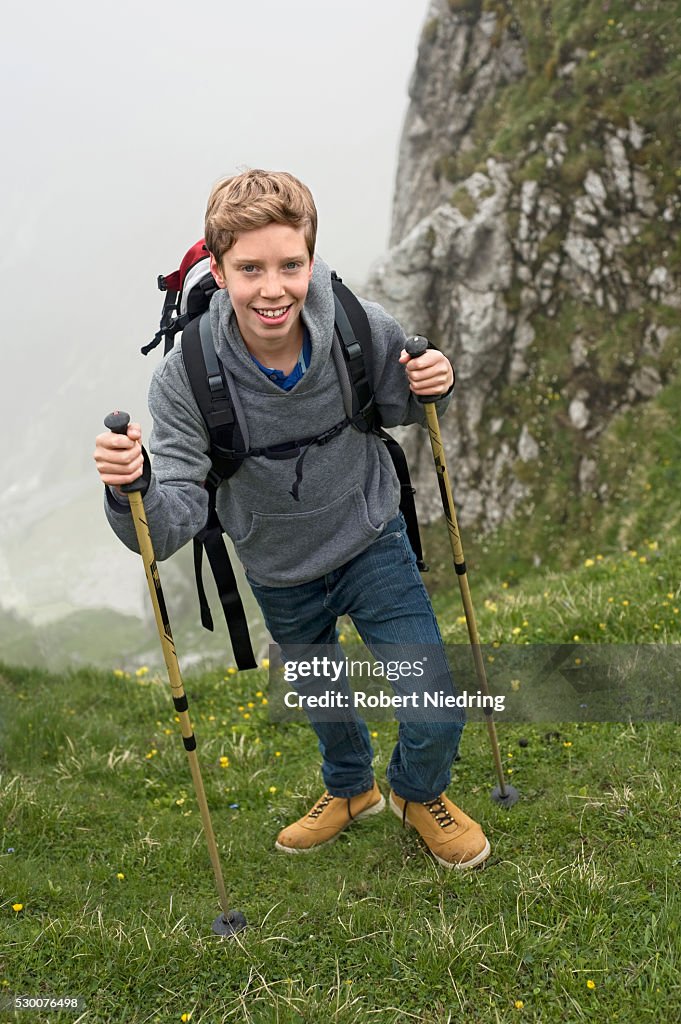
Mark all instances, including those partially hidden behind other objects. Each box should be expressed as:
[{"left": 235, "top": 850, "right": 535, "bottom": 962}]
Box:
[
  {"left": 330, "top": 273, "right": 428, "bottom": 573},
  {"left": 180, "top": 312, "right": 257, "bottom": 671},
  {"left": 182, "top": 312, "right": 235, "bottom": 437},
  {"left": 331, "top": 273, "right": 375, "bottom": 431}
]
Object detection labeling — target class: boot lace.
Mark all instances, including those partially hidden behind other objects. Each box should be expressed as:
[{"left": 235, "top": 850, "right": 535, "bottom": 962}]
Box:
[
  {"left": 308, "top": 792, "right": 334, "bottom": 820},
  {"left": 423, "top": 797, "right": 457, "bottom": 829}
]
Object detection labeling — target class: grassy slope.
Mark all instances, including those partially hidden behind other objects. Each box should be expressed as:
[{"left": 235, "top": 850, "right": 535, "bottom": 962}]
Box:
[{"left": 1, "top": 656, "right": 680, "bottom": 1023}]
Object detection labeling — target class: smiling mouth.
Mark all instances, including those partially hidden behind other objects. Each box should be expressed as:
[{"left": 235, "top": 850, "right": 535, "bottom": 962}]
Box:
[{"left": 253, "top": 305, "right": 292, "bottom": 320}]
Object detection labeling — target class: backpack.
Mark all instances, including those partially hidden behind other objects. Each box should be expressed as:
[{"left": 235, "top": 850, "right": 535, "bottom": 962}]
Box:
[{"left": 143, "top": 241, "right": 428, "bottom": 670}]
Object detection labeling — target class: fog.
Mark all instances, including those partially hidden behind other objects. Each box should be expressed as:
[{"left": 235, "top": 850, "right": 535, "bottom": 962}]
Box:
[{"left": 0, "top": 0, "right": 429, "bottom": 631}]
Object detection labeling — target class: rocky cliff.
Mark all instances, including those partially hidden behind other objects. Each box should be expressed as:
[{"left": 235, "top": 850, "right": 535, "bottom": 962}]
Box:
[{"left": 367, "top": 0, "right": 680, "bottom": 555}]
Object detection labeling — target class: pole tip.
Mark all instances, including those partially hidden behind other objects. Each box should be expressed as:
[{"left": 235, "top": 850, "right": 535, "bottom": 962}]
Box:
[
  {"left": 491, "top": 784, "right": 520, "bottom": 808},
  {"left": 212, "top": 910, "right": 247, "bottom": 937}
]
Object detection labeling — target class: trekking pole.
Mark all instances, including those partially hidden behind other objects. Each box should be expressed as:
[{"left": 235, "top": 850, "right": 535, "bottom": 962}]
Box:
[
  {"left": 404, "top": 340, "right": 519, "bottom": 808},
  {"left": 104, "top": 411, "right": 248, "bottom": 934}
]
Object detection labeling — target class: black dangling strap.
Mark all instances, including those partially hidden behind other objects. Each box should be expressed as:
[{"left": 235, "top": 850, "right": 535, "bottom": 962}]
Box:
[
  {"left": 193, "top": 538, "right": 215, "bottom": 631},
  {"left": 289, "top": 443, "right": 313, "bottom": 501},
  {"left": 142, "top": 288, "right": 179, "bottom": 356},
  {"left": 378, "top": 429, "right": 428, "bottom": 572},
  {"left": 194, "top": 496, "right": 257, "bottom": 670}
]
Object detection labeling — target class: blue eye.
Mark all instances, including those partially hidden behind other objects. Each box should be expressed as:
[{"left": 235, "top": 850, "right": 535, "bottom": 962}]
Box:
[{"left": 241, "top": 264, "right": 258, "bottom": 273}]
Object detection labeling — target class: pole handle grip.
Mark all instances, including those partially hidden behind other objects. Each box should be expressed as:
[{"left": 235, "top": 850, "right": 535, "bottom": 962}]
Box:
[
  {"left": 103, "top": 410, "right": 147, "bottom": 494},
  {"left": 405, "top": 335, "right": 439, "bottom": 404},
  {"left": 104, "top": 410, "right": 130, "bottom": 435}
]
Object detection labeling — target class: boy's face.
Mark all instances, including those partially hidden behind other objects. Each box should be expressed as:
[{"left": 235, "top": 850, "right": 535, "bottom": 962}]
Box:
[{"left": 210, "top": 223, "right": 314, "bottom": 354}]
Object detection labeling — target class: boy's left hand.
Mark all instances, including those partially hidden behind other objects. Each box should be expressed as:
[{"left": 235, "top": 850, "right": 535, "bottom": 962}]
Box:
[{"left": 399, "top": 348, "right": 454, "bottom": 396}]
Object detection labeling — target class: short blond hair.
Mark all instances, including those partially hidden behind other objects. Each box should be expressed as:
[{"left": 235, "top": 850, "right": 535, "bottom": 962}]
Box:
[{"left": 205, "top": 169, "right": 318, "bottom": 263}]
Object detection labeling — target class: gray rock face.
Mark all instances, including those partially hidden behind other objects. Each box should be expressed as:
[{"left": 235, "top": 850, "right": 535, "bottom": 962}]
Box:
[
  {"left": 391, "top": 1, "right": 525, "bottom": 244},
  {"left": 366, "top": 1, "right": 680, "bottom": 532}
]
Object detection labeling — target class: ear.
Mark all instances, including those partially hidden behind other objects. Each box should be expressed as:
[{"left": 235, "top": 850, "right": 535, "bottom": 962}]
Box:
[
  {"left": 307, "top": 255, "right": 314, "bottom": 281},
  {"left": 209, "top": 252, "right": 226, "bottom": 289}
]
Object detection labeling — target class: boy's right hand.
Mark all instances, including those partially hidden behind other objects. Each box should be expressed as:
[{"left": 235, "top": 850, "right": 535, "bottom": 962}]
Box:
[{"left": 93, "top": 422, "right": 144, "bottom": 495}]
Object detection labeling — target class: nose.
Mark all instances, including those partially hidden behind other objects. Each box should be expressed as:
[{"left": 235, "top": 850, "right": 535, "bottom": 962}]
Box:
[{"left": 260, "top": 271, "right": 285, "bottom": 299}]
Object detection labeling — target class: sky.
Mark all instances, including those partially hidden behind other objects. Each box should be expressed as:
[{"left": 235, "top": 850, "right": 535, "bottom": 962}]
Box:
[
  {"left": 1, "top": 0, "right": 429, "bottom": 427},
  {"left": 0, "top": 0, "right": 430, "bottom": 625}
]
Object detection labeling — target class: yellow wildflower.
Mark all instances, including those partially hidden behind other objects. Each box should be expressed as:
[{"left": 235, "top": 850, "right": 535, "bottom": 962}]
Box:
[
  {"left": 117, "top": 873, "right": 125, "bottom": 880},
  {"left": 135, "top": 666, "right": 149, "bottom": 677},
  {"left": 586, "top": 979, "right": 596, "bottom": 989},
  {"left": 12, "top": 903, "right": 24, "bottom": 912}
]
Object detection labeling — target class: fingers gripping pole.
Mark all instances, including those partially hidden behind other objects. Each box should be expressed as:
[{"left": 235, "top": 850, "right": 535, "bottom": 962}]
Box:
[
  {"left": 404, "top": 341, "right": 518, "bottom": 807},
  {"left": 104, "top": 411, "right": 246, "bottom": 934}
]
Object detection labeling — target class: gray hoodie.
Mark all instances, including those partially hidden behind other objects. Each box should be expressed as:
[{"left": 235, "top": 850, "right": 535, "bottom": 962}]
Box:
[{"left": 105, "top": 256, "right": 450, "bottom": 587}]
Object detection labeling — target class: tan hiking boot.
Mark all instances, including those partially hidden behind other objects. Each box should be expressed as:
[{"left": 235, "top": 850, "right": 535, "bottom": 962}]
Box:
[
  {"left": 275, "top": 782, "right": 385, "bottom": 853},
  {"left": 390, "top": 790, "right": 490, "bottom": 869}
]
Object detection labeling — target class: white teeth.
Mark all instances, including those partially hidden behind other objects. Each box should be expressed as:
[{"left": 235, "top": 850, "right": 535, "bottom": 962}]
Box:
[{"left": 256, "top": 307, "right": 288, "bottom": 318}]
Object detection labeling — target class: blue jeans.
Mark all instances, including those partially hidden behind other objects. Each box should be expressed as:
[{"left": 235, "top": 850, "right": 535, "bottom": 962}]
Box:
[{"left": 247, "top": 514, "right": 464, "bottom": 802}]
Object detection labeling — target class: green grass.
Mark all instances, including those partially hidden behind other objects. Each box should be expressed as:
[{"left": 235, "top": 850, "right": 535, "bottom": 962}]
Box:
[{"left": 2, "top": 579, "right": 680, "bottom": 1024}]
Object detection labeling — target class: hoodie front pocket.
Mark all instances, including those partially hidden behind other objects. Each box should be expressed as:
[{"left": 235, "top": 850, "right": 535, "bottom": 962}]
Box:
[{"left": 236, "top": 484, "right": 382, "bottom": 585}]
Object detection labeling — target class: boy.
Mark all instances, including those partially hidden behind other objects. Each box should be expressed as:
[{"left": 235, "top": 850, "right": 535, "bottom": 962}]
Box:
[{"left": 94, "top": 169, "right": 490, "bottom": 869}]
